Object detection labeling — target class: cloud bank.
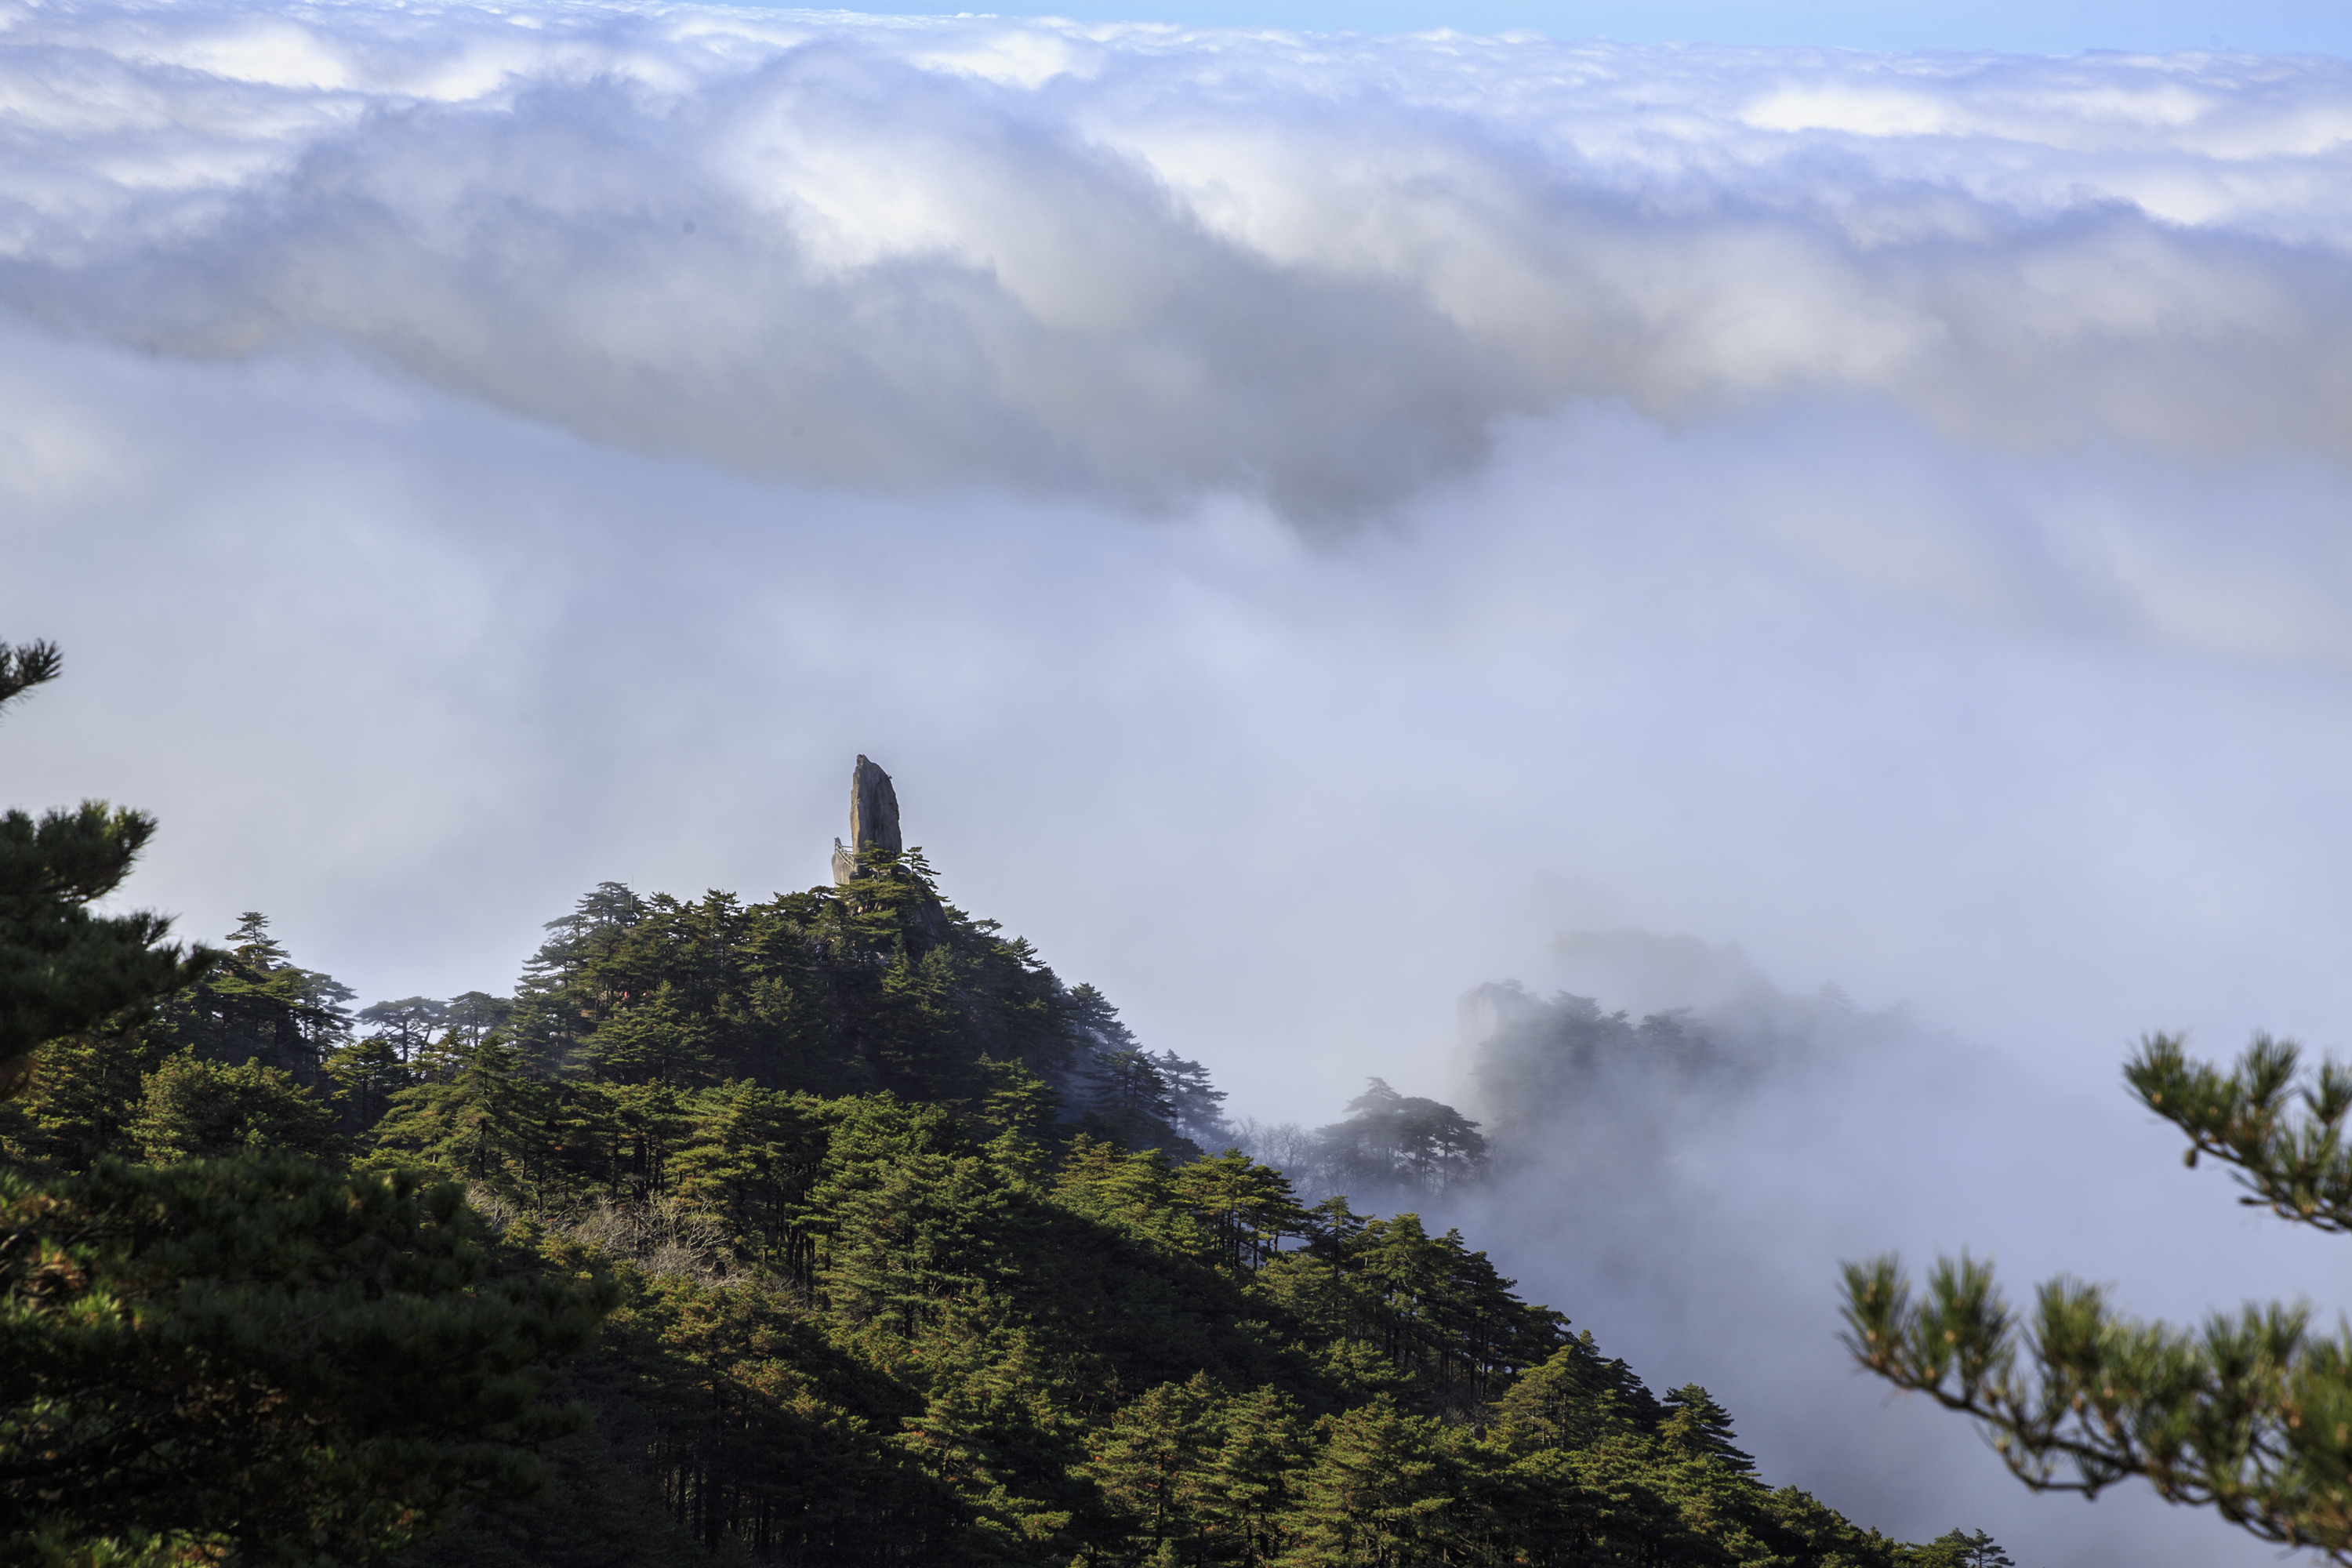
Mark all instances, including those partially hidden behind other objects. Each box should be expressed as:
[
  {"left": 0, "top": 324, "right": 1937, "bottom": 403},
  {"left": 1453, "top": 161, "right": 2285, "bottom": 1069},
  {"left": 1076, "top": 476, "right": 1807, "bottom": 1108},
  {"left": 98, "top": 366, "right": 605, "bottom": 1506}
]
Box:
[
  {"left": 9, "top": 2, "right": 2352, "bottom": 519},
  {"left": 9, "top": 7, "right": 2352, "bottom": 1565},
  {"left": 1443, "top": 942, "right": 2319, "bottom": 1568}
]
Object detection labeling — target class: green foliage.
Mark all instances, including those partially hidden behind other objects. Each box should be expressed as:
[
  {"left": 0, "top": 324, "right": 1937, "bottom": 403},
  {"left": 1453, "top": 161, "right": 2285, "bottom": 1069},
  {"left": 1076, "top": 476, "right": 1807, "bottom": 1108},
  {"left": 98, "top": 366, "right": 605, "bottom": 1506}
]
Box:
[
  {"left": 1154, "top": 1049, "right": 1235, "bottom": 1151},
  {"left": 395, "top": 1045, "right": 1935, "bottom": 1566},
  {"left": 1173, "top": 1148, "right": 1309, "bottom": 1274},
  {"left": 666, "top": 1080, "right": 829, "bottom": 1282},
  {"left": 1, "top": 910, "right": 361, "bottom": 1168},
  {"left": 0, "top": 636, "right": 63, "bottom": 710},
  {"left": 328, "top": 1030, "right": 416, "bottom": 1135},
  {"left": 2, "top": 646, "right": 616, "bottom": 1564},
  {"left": 1493, "top": 1334, "right": 1664, "bottom": 1451},
  {"left": 1661, "top": 1383, "right": 1757, "bottom": 1474},
  {"left": 1079, "top": 1044, "right": 1192, "bottom": 1156},
  {"left": 154, "top": 913, "right": 353, "bottom": 1087},
  {"left": 0, "top": 800, "right": 213, "bottom": 1094},
  {"left": 1909, "top": 1527, "right": 2016, "bottom": 1568},
  {"left": 128, "top": 1051, "right": 342, "bottom": 1163},
  {"left": 496, "top": 868, "right": 1095, "bottom": 1113},
  {"left": 1084, "top": 1373, "right": 1311, "bottom": 1566},
  {"left": 1, "top": 1155, "right": 616, "bottom": 1564},
  {"left": 2131, "top": 1029, "right": 2352, "bottom": 1228},
  {"left": 4, "top": 648, "right": 1955, "bottom": 1566},
  {"left": 1255, "top": 1200, "right": 1566, "bottom": 1414},
  {"left": 812, "top": 1098, "right": 1018, "bottom": 1338},
  {"left": 370, "top": 1033, "right": 558, "bottom": 1196},
  {"left": 0, "top": 637, "right": 214, "bottom": 1097},
  {"left": 0, "top": 1010, "right": 169, "bottom": 1167},
  {"left": 1312, "top": 1077, "right": 1489, "bottom": 1198},
  {"left": 383, "top": 1421, "right": 713, "bottom": 1568},
  {"left": 1843, "top": 1031, "right": 2352, "bottom": 1559}
]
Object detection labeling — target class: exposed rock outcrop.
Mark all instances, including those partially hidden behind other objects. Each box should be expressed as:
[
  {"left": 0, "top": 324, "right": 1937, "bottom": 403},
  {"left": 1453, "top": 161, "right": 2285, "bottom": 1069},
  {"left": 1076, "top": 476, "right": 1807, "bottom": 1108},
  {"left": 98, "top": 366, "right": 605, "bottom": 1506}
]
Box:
[
  {"left": 833, "top": 755, "right": 902, "bottom": 887},
  {"left": 851, "top": 756, "right": 902, "bottom": 857},
  {"left": 829, "top": 753, "right": 950, "bottom": 949},
  {"left": 829, "top": 753, "right": 949, "bottom": 949}
]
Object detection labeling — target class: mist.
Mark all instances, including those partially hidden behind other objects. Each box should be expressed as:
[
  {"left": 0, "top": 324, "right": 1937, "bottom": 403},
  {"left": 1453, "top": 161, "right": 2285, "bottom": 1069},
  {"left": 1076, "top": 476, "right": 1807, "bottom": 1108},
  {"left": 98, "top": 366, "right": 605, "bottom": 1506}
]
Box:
[
  {"left": 7, "top": 4, "right": 2352, "bottom": 1563},
  {"left": 1406, "top": 935, "right": 2316, "bottom": 1565}
]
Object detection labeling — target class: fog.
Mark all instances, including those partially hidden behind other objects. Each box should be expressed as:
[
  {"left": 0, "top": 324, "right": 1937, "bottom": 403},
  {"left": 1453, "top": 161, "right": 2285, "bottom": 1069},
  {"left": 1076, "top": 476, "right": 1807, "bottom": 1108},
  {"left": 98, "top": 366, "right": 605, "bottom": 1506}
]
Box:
[
  {"left": 6, "top": 4, "right": 2352, "bottom": 1562},
  {"left": 1428, "top": 936, "right": 2318, "bottom": 1564}
]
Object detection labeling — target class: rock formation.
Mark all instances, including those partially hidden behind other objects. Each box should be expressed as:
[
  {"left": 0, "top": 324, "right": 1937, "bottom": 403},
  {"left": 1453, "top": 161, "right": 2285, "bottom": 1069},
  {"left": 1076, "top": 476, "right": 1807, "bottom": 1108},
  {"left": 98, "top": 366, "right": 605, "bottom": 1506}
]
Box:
[
  {"left": 851, "top": 756, "right": 902, "bottom": 857},
  {"left": 829, "top": 753, "right": 949, "bottom": 946},
  {"left": 833, "top": 755, "right": 902, "bottom": 887}
]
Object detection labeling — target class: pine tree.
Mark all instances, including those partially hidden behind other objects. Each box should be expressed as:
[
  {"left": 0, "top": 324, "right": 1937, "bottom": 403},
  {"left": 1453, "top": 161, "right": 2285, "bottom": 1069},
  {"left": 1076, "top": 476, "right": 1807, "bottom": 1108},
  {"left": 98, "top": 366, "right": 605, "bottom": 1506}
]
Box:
[
  {"left": 666, "top": 1081, "right": 828, "bottom": 1283},
  {"left": 157, "top": 912, "right": 354, "bottom": 1086},
  {"left": 326, "top": 1029, "right": 414, "bottom": 1135},
  {"left": 565, "top": 1077, "right": 691, "bottom": 1202},
  {"left": 1312, "top": 1078, "right": 1488, "bottom": 1199},
  {"left": 1152, "top": 1048, "right": 1236, "bottom": 1150},
  {"left": 1172, "top": 1149, "right": 1308, "bottom": 1275},
  {"left": 583, "top": 982, "right": 717, "bottom": 1087},
  {"left": 0, "top": 638, "right": 57, "bottom": 706},
  {"left": 2, "top": 646, "right": 622, "bottom": 1556},
  {"left": 440, "top": 990, "right": 515, "bottom": 1052},
  {"left": 0, "top": 639, "right": 213, "bottom": 1098},
  {"left": 357, "top": 996, "right": 448, "bottom": 1065},
  {"left": 1283, "top": 1399, "right": 1461, "bottom": 1566},
  {"left": 509, "top": 882, "right": 644, "bottom": 1073},
  {"left": 1659, "top": 1383, "right": 1757, "bottom": 1474},
  {"left": 128, "top": 1049, "right": 342, "bottom": 1162},
  {"left": 1913, "top": 1526, "right": 2016, "bottom": 1567},
  {"left": 1200, "top": 1385, "right": 1312, "bottom": 1568},
  {"left": 1062, "top": 986, "right": 1195, "bottom": 1155},
  {"left": 1492, "top": 1334, "right": 1661, "bottom": 1454},
  {"left": 1083, "top": 1374, "right": 1219, "bottom": 1561},
  {"left": 2, "top": 1154, "right": 615, "bottom": 1562},
  {"left": 370, "top": 1032, "right": 554, "bottom": 1198},
  {"left": 1961, "top": 1526, "right": 2016, "bottom": 1567},
  {"left": 811, "top": 1100, "right": 1007, "bottom": 1337},
  {"left": 0, "top": 1007, "right": 168, "bottom": 1167},
  {"left": 890, "top": 1303, "right": 1087, "bottom": 1559},
  {"left": 1082, "top": 1047, "right": 1185, "bottom": 1152}
]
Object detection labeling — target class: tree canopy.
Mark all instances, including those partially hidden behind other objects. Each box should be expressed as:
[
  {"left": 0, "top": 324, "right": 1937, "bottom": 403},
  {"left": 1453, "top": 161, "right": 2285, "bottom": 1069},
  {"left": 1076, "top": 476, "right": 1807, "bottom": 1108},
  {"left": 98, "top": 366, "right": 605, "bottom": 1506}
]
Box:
[
  {"left": 1, "top": 644, "right": 612, "bottom": 1565},
  {"left": 0, "top": 639, "right": 214, "bottom": 1098},
  {"left": 4, "top": 637, "right": 2005, "bottom": 1566},
  {"left": 6, "top": 850, "right": 1968, "bottom": 1564},
  {"left": 3, "top": 1155, "right": 615, "bottom": 1563}
]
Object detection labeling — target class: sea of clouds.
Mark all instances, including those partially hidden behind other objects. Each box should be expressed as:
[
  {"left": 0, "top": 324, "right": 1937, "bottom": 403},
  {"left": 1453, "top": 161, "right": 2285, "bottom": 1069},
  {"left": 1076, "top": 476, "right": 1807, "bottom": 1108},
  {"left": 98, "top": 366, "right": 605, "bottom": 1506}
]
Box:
[
  {"left": 11, "top": 3, "right": 2352, "bottom": 520},
  {"left": 8, "top": 5, "right": 2352, "bottom": 1561}
]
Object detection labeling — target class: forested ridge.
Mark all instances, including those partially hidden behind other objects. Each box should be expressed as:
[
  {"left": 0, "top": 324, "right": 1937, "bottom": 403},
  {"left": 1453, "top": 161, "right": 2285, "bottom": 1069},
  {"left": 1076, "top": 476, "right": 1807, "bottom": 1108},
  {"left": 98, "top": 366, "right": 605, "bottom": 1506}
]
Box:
[
  {"left": 2, "top": 660, "right": 2002, "bottom": 1565},
  {"left": 5, "top": 851, "right": 2002, "bottom": 1566}
]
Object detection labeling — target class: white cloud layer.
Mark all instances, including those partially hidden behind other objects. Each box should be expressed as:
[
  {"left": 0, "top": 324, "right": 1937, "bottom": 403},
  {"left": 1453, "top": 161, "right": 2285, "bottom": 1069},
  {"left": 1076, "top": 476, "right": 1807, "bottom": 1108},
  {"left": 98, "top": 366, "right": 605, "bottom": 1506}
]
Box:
[
  {"left": 8, "top": 7, "right": 2352, "bottom": 1564},
  {"left": 9, "top": 2, "right": 2352, "bottom": 519}
]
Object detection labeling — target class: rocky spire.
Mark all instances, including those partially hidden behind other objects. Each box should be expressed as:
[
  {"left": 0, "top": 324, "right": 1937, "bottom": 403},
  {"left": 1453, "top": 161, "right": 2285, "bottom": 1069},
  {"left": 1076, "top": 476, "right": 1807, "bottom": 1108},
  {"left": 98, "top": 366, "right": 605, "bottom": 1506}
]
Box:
[
  {"left": 829, "top": 754, "right": 949, "bottom": 946},
  {"left": 851, "top": 756, "right": 902, "bottom": 857},
  {"left": 832, "top": 754, "right": 902, "bottom": 886}
]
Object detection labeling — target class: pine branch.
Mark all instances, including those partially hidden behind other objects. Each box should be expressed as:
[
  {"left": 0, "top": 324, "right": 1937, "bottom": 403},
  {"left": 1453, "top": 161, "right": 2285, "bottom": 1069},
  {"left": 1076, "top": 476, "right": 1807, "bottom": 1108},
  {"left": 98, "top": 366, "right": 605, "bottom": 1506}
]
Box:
[
  {"left": 1842, "top": 1251, "right": 2352, "bottom": 1559},
  {"left": 0, "top": 639, "right": 60, "bottom": 716},
  {"left": 2129, "top": 1032, "right": 2352, "bottom": 1233}
]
